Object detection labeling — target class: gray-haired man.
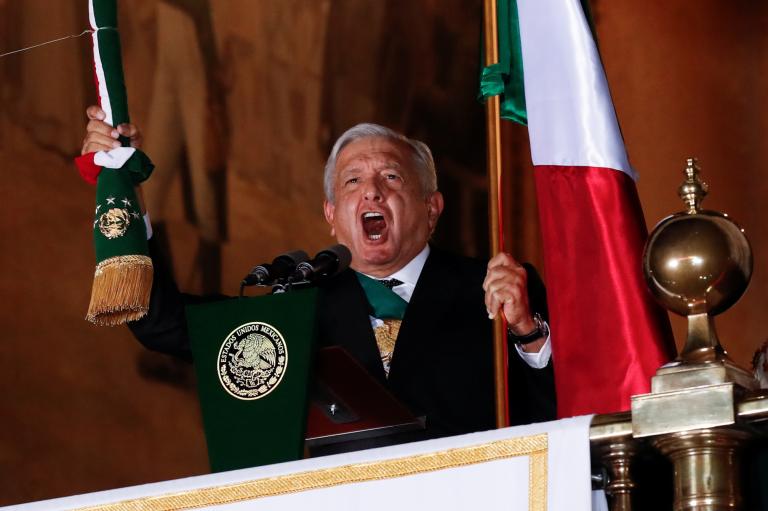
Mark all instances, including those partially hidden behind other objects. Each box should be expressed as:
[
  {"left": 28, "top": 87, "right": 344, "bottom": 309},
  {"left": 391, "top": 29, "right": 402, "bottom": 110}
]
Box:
[{"left": 81, "top": 110, "right": 556, "bottom": 440}]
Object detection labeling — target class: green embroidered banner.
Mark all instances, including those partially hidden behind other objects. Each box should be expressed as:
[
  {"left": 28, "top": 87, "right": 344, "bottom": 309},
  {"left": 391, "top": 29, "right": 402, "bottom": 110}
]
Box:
[{"left": 85, "top": 0, "right": 154, "bottom": 326}]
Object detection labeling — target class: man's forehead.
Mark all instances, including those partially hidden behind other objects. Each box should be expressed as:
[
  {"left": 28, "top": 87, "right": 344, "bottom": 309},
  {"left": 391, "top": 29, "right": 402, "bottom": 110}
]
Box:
[{"left": 336, "top": 136, "right": 411, "bottom": 169}]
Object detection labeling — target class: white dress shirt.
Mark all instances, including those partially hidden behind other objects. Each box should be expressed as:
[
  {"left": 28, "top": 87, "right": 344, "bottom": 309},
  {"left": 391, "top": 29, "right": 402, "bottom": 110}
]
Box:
[{"left": 360, "top": 244, "right": 552, "bottom": 369}]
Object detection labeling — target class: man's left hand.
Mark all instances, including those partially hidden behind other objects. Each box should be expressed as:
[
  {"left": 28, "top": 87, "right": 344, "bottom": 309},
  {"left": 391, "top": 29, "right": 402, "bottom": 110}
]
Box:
[{"left": 483, "top": 253, "right": 545, "bottom": 353}]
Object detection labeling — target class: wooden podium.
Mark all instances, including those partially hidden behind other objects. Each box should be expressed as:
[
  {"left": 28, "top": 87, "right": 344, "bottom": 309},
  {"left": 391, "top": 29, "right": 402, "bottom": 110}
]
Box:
[{"left": 306, "top": 346, "right": 425, "bottom": 456}]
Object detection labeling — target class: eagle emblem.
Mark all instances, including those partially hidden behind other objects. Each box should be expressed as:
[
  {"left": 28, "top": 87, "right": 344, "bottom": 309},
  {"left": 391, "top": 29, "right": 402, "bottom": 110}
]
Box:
[
  {"left": 98, "top": 207, "right": 131, "bottom": 239},
  {"left": 218, "top": 322, "right": 287, "bottom": 400}
]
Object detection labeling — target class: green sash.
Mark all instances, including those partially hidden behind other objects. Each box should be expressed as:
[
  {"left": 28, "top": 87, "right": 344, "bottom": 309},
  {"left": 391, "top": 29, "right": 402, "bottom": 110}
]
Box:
[{"left": 356, "top": 273, "right": 408, "bottom": 320}]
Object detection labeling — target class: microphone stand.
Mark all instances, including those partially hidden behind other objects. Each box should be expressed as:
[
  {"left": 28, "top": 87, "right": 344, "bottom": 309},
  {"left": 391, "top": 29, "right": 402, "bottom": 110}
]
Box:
[{"left": 239, "top": 277, "right": 311, "bottom": 297}]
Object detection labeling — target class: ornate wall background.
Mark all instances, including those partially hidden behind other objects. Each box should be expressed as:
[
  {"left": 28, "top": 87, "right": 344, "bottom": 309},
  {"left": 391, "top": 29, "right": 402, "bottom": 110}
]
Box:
[{"left": 0, "top": 0, "right": 765, "bottom": 504}]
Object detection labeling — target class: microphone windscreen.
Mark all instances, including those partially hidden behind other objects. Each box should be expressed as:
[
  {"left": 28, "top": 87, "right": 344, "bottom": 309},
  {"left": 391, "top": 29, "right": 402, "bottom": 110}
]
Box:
[
  {"left": 322, "top": 244, "right": 351, "bottom": 275},
  {"left": 292, "top": 244, "right": 353, "bottom": 282},
  {"left": 274, "top": 250, "right": 310, "bottom": 267}
]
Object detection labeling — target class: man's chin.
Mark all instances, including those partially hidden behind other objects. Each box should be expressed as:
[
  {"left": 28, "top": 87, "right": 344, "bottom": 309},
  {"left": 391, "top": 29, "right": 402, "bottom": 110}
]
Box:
[
  {"left": 359, "top": 249, "right": 395, "bottom": 266},
  {"left": 351, "top": 245, "right": 399, "bottom": 273}
]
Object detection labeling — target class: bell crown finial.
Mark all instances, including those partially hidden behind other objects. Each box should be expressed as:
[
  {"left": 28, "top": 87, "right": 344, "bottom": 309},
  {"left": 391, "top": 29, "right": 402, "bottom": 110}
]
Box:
[{"left": 678, "top": 157, "right": 708, "bottom": 214}]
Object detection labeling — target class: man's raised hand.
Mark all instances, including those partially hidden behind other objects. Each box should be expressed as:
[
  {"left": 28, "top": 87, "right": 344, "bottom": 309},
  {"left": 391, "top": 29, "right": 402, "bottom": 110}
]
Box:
[
  {"left": 80, "top": 105, "right": 142, "bottom": 155},
  {"left": 483, "top": 252, "right": 545, "bottom": 353}
]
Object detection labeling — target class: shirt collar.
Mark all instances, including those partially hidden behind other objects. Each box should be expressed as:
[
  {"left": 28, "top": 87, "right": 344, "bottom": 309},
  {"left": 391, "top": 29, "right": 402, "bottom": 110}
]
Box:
[
  {"left": 359, "top": 244, "right": 430, "bottom": 303},
  {"left": 385, "top": 244, "right": 430, "bottom": 287}
]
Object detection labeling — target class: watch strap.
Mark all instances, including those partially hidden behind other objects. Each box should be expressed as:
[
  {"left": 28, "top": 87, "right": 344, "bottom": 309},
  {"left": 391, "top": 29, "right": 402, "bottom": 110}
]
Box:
[{"left": 507, "top": 313, "right": 548, "bottom": 345}]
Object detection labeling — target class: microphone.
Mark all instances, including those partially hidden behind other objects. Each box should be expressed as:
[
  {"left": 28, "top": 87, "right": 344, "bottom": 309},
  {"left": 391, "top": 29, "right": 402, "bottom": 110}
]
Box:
[
  {"left": 241, "top": 250, "right": 310, "bottom": 287},
  {"left": 291, "top": 244, "right": 352, "bottom": 283}
]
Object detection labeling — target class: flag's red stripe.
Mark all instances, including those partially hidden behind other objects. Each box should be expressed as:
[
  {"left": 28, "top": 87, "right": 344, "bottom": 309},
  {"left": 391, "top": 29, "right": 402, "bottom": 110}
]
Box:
[
  {"left": 534, "top": 165, "right": 676, "bottom": 417},
  {"left": 90, "top": 34, "right": 102, "bottom": 109},
  {"left": 74, "top": 152, "right": 101, "bottom": 185}
]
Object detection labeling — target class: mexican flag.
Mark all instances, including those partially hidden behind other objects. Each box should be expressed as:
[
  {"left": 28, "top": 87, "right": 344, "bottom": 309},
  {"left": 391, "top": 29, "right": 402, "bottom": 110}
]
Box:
[
  {"left": 481, "top": 0, "right": 676, "bottom": 417},
  {"left": 75, "top": 0, "right": 154, "bottom": 326}
]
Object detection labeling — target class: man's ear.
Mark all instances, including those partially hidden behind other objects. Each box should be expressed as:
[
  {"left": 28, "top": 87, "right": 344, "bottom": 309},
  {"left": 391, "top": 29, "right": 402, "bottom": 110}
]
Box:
[
  {"left": 323, "top": 200, "right": 336, "bottom": 236},
  {"left": 426, "top": 191, "right": 444, "bottom": 233}
]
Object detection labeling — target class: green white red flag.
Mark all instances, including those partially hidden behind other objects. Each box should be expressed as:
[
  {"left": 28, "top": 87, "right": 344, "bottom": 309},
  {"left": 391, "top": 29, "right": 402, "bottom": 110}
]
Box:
[
  {"left": 75, "top": 0, "right": 154, "bottom": 326},
  {"left": 481, "top": 0, "right": 676, "bottom": 417}
]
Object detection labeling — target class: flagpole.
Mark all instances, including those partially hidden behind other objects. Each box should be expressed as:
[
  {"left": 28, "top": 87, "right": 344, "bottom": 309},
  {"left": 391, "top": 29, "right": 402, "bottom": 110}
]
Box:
[{"left": 483, "top": 0, "right": 510, "bottom": 429}]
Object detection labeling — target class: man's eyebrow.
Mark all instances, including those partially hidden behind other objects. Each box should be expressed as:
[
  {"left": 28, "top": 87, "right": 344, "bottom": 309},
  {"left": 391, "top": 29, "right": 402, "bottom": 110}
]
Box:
[{"left": 375, "top": 161, "right": 401, "bottom": 170}]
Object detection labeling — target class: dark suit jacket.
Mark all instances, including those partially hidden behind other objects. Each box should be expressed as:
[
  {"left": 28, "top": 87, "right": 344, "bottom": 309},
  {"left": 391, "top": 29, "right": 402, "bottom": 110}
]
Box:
[{"left": 129, "top": 242, "right": 556, "bottom": 440}]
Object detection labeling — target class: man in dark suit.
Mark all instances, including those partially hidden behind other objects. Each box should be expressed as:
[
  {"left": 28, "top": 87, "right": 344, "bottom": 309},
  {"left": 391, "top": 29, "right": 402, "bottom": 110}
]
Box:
[
  {"left": 81, "top": 110, "right": 556, "bottom": 440},
  {"left": 312, "top": 123, "right": 555, "bottom": 435}
]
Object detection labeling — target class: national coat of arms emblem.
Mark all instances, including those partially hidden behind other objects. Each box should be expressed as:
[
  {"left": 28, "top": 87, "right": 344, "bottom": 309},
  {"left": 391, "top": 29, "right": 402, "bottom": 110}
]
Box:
[
  {"left": 217, "top": 322, "right": 288, "bottom": 400},
  {"left": 98, "top": 207, "right": 131, "bottom": 239}
]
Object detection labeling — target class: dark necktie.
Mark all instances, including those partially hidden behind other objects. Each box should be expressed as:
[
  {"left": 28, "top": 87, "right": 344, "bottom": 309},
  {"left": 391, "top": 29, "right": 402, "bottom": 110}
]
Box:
[{"left": 377, "top": 278, "right": 404, "bottom": 290}]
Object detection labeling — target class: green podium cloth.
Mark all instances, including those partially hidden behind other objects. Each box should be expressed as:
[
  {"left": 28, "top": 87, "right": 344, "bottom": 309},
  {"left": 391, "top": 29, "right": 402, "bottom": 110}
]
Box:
[{"left": 186, "top": 289, "right": 318, "bottom": 472}]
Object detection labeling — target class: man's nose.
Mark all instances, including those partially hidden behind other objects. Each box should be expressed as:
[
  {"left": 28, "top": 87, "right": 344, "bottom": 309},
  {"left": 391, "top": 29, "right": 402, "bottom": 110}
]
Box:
[{"left": 363, "top": 179, "right": 383, "bottom": 201}]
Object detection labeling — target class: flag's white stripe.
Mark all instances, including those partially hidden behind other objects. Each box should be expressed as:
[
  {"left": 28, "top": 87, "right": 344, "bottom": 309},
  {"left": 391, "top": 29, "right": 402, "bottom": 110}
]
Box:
[
  {"left": 93, "top": 146, "right": 135, "bottom": 168},
  {"left": 517, "top": 0, "right": 636, "bottom": 179},
  {"left": 89, "top": 0, "right": 113, "bottom": 127},
  {"left": 87, "top": 0, "right": 96, "bottom": 30}
]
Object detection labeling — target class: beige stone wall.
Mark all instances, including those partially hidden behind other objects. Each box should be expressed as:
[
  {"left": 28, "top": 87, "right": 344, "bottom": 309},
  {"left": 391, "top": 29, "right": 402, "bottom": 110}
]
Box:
[{"left": 0, "top": 0, "right": 765, "bottom": 504}]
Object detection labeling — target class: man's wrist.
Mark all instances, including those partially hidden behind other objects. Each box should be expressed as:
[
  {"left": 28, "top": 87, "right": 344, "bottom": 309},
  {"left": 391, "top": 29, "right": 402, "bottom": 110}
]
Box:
[
  {"left": 507, "top": 312, "right": 549, "bottom": 346},
  {"left": 508, "top": 316, "right": 536, "bottom": 336}
]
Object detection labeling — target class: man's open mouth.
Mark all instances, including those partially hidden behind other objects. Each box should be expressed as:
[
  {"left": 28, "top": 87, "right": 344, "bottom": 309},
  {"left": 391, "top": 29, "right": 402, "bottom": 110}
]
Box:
[{"left": 362, "top": 211, "right": 387, "bottom": 240}]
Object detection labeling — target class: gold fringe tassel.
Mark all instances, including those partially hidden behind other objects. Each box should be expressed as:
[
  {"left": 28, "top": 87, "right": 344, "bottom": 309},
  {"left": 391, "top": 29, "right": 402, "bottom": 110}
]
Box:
[{"left": 86, "top": 255, "right": 153, "bottom": 326}]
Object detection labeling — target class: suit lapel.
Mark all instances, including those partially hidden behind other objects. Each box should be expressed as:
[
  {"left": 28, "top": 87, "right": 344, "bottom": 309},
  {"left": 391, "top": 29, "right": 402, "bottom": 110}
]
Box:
[
  {"left": 319, "top": 250, "right": 461, "bottom": 386},
  {"left": 388, "top": 248, "right": 456, "bottom": 382}
]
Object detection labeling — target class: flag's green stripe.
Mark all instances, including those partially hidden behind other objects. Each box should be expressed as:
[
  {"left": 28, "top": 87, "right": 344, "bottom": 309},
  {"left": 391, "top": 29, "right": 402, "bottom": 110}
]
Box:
[
  {"left": 477, "top": 0, "right": 527, "bottom": 126},
  {"left": 96, "top": 29, "right": 130, "bottom": 130},
  {"left": 499, "top": 0, "right": 526, "bottom": 124},
  {"left": 92, "top": 0, "right": 117, "bottom": 31}
]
